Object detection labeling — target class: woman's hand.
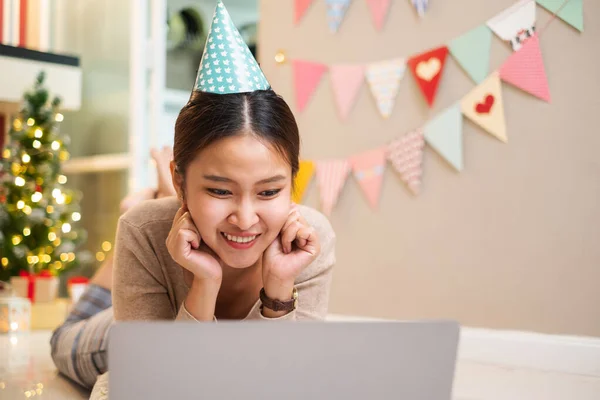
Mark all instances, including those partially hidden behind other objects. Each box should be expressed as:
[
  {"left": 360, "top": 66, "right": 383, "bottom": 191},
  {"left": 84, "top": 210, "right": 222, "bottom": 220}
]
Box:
[
  {"left": 262, "top": 204, "right": 320, "bottom": 300},
  {"left": 166, "top": 206, "right": 223, "bottom": 284}
]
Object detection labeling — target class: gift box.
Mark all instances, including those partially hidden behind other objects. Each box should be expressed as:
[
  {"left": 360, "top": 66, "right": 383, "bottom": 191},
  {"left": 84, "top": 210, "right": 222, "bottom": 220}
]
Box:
[
  {"left": 10, "top": 270, "right": 59, "bottom": 303},
  {"left": 67, "top": 276, "right": 90, "bottom": 304},
  {"left": 0, "top": 282, "right": 31, "bottom": 333},
  {"left": 31, "top": 298, "right": 71, "bottom": 330}
]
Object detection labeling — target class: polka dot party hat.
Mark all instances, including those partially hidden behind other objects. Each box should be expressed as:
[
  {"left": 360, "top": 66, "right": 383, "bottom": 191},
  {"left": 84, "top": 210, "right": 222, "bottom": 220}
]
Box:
[{"left": 194, "top": 0, "right": 270, "bottom": 94}]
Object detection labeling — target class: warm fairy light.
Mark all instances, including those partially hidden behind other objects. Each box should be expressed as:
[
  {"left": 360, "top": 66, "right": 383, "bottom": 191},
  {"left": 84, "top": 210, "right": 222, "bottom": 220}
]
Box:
[
  {"left": 62, "top": 223, "right": 71, "bottom": 233},
  {"left": 59, "top": 150, "right": 70, "bottom": 161},
  {"left": 72, "top": 212, "right": 81, "bottom": 221},
  {"left": 1, "top": 258, "right": 8, "bottom": 267},
  {"left": 34, "top": 128, "right": 43, "bottom": 138},
  {"left": 57, "top": 175, "right": 67, "bottom": 184},
  {"left": 42, "top": 254, "right": 51, "bottom": 263},
  {"left": 23, "top": 206, "right": 32, "bottom": 215},
  {"left": 52, "top": 189, "right": 61, "bottom": 198},
  {"left": 27, "top": 255, "right": 39, "bottom": 264},
  {"left": 26, "top": 118, "right": 35, "bottom": 126},
  {"left": 15, "top": 177, "right": 25, "bottom": 186},
  {"left": 46, "top": 206, "right": 54, "bottom": 213},
  {"left": 53, "top": 238, "right": 61, "bottom": 246},
  {"left": 12, "top": 235, "right": 22, "bottom": 245},
  {"left": 56, "top": 195, "right": 65, "bottom": 205},
  {"left": 2, "top": 149, "right": 10, "bottom": 158},
  {"left": 23, "top": 227, "right": 31, "bottom": 236},
  {"left": 51, "top": 141, "right": 60, "bottom": 151},
  {"left": 31, "top": 192, "right": 43, "bottom": 202},
  {"left": 13, "top": 119, "right": 23, "bottom": 130},
  {"left": 22, "top": 154, "right": 31, "bottom": 163},
  {"left": 48, "top": 232, "right": 57, "bottom": 241},
  {"left": 36, "top": 177, "right": 44, "bottom": 185},
  {"left": 275, "top": 51, "right": 286, "bottom": 64},
  {"left": 55, "top": 113, "right": 64, "bottom": 122},
  {"left": 102, "top": 241, "right": 112, "bottom": 252},
  {"left": 32, "top": 140, "right": 41, "bottom": 149},
  {"left": 67, "top": 252, "right": 75, "bottom": 262},
  {"left": 17, "top": 200, "right": 25, "bottom": 209},
  {"left": 96, "top": 252, "right": 106, "bottom": 262},
  {"left": 60, "top": 253, "right": 68, "bottom": 262},
  {"left": 54, "top": 261, "right": 63, "bottom": 270}
]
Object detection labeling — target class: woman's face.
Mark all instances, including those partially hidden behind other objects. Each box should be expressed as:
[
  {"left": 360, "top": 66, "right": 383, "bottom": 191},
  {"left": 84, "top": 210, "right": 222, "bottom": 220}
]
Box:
[{"left": 176, "top": 134, "right": 292, "bottom": 269}]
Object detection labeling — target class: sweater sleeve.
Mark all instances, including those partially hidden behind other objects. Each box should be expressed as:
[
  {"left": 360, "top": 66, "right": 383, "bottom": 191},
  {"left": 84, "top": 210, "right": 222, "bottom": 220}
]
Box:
[{"left": 112, "top": 218, "right": 176, "bottom": 321}]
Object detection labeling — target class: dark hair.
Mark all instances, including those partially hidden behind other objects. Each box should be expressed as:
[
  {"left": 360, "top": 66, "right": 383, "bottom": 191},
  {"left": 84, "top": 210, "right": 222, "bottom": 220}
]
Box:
[{"left": 173, "top": 89, "right": 300, "bottom": 188}]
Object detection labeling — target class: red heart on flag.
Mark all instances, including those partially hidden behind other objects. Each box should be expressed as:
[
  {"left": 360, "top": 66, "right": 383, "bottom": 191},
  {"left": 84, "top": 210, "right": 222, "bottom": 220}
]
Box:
[{"left": 475, "top": 94, "right": 495, "bottom": 114}]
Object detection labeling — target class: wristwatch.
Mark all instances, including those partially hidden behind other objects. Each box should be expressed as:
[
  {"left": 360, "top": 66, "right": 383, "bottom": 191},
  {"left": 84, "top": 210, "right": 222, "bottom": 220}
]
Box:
[{"left": 259, "top": 287, "right": 298, "bottom": 312}]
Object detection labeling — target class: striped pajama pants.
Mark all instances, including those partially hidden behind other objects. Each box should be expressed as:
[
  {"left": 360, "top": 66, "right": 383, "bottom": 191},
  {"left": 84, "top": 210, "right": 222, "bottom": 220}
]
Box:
[{"left": 50, "top": 284, "right": 114, "bottom": 389}]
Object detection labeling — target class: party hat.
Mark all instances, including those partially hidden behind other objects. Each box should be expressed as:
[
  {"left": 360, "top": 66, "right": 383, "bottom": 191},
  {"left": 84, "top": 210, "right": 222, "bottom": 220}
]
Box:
[{"left": 194, "top": 1, "right": 270, "bottom": 94}]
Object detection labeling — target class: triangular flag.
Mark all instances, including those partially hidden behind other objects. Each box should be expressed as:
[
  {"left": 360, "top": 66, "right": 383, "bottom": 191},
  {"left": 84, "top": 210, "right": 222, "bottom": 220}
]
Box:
[
  {"left": 330, "top": 64, "right": 365, "bottom": 120},
  {"left": 365, "top": 58, "right": 406, "bottom": 119},
  {"left": 487, "top": 0, "right": 537, "bottom": 51},
  {"left": 349, "top": 147, "right": 387, "bottom": 209},
  {"left": 407, "top": 46, "right": 449, "bottom": 107},
  {"left": 293, "top": 160, "right": 316, "bottom": 203},
  {"left": 387, "top": 129, "right": 425, "bottom": 195},
  {"left": 460, "top": 72, "right": 507, "bottom": 143},
  {"left": 315, "top": 160, "right": 351, "bottom": 216},
  {"left": 292, "top": 60, "right": 328, "bottom": 113},
  {"left": 424, "top": 104, "right": 464, "bottom": 171},
  {"left": 366, "top": 0, "right": 392, "bottom": 31},
  {"left": 326, "top": 0, "right": 352, "bottom": 33},
  {"left": 499, "top": 34, "right": 550, "bottom": 102},
  {"left": 295, "top": 0, "right": 315, "bottom": 25},
  {"left": 411, "top": 0, "right": 428, "bottom": 17},
  {"left": 449, "top": 25, "right": 493, "bottom": 84},
  {"left": 536, "top": 0, "right": 583, "bottom": 32}
]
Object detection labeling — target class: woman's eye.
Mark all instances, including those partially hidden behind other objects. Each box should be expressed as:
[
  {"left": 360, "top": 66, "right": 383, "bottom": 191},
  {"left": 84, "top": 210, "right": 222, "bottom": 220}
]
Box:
[
  {"left": 259, "top": 189, "right": 281, "bottom": 197},
  {"left": 208, "top": 189, "right": 231, "bottom": 196}
]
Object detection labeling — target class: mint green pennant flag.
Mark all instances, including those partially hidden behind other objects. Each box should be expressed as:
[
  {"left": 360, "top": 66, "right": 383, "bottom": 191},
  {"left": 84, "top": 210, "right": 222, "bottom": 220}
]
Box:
[
  {"left": 536, "top": 0, "right": 583, "bottom": 32},
  {"left": 194, "top": 0, "right": 270, "bottom": 94},
  {"left": 424, "top": 103, "right": 464, "bottom": 172},
  {"left": 449, "top": 25, "right": 492, "bottom": 84}
]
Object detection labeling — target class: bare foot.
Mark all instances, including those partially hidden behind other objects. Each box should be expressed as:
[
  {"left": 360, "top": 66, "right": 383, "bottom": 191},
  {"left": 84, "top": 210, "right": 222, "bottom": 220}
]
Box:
[
  {"left": 90, "top": 254, "right": 114, "bottom": 290},
  {"left": 151, "top": 146, "right": 177, "bottom": 198},
  {"left": 119, "top": 187, "right": 156, "bottom": 214}
]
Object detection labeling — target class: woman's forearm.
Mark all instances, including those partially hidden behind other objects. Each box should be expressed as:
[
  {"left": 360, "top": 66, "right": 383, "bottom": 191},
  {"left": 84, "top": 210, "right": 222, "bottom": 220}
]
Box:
[{"left": 183, "top": 277, "right": 221, "bottom": 321}]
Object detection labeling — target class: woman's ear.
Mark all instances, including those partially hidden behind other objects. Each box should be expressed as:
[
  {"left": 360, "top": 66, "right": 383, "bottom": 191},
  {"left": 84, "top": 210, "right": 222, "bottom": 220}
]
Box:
[{"left": 170, "top": 161, "right": 185, "bottom": 203}]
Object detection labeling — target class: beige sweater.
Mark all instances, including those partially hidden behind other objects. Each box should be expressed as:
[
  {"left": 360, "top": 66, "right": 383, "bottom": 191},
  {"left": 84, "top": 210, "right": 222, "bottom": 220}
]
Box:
[{"left": 89, "top": 196, "right": 336, "bottom": 399}]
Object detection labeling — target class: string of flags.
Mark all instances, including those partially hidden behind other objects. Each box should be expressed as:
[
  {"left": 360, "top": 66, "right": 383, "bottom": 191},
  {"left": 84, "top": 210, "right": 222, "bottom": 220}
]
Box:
[
  {"left": 290, "top": 0, "right": 583, "bottom": 214},
  {"left": 295, "top": 0, "right": 430, "bottom": 33}
]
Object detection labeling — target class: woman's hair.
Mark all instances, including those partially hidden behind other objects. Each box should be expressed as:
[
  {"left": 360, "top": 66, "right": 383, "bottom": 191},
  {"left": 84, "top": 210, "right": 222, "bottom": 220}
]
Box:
[{"left": 173, "top": 89, "right": 300, "bottom": 188}]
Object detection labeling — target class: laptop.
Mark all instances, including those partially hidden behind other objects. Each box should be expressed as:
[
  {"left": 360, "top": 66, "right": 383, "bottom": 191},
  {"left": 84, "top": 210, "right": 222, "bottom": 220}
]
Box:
[{"left": 108, "top": 320, "right": 460, "bottom": 399}]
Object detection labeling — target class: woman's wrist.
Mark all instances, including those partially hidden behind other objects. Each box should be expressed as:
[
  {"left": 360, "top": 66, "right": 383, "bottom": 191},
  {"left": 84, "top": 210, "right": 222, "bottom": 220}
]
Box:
[
  {"left": 184, "top": 277, "right": 221, "bottom": 321},
  {"left": 261, "top": 278, "right": 296, "bottom": 319}
]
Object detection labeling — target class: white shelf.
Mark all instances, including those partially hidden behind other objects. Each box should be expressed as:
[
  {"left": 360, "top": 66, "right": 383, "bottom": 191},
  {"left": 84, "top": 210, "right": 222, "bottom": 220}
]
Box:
[{"left": 62, "top": 153, "right": 130, "bottom": 174}]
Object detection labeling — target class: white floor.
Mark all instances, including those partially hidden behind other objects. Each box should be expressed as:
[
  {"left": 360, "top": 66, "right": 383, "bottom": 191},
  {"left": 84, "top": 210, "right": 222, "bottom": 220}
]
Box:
[{"left": 1, "top": 330, "right": 599, "bottom": 399}]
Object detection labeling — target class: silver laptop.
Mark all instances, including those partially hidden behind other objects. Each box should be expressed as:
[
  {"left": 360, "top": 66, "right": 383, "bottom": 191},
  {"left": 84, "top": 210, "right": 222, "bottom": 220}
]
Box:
[{"left": 108, "top": 320, "right": 460, "bottom": 400}]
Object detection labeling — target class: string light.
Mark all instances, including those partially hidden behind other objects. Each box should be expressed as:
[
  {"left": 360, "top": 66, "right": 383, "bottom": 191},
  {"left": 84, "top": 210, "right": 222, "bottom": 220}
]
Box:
[
  {"left": 13, "top": 119, "right": 22, "bottom": 130},
  {"left": 59, "top": 151, "right": 70, "bottom": 161},
  {"left": 51, "top": 141, "right": 60, "bottom": 151},
  {"left": 72, "top": 212, "right": 81, "bottom": 221},
  {"left": 23, "top": 227, "right": 31, "bottom": 236},
  {"left": 55, "top": 113, "right": 64, "bottom": 122},
  {"left": 58, "top": 175, "right": 67, "bottom": 184},
  {"left": 26, "top": 118, "right": 35, "bottom": 126},
  {"left": 102, "top": 241, "right": 112, "bottom": 252},
  {"left": 42, "top": 254, "right": 51, "bottom": 263},
  {"left": 15, "top": 177, "right": 25, "bottom": 186},
  {"left": 22, "top": 154, "right": 31, "bottom": 163},
  {"left": 48, "top": 232, "right": 57, "bottom": 241},
  {"left": 56, "top": 195, "right": 65, "bottom": 205},
  {"left": 31, "top": 192, "right": 43, "bottom": 202},
  {"left": 16, "top": 200, "right": 25, "bottom": 209},
  {"left": 53, "top": 238, "right": 61, "bottom": 246},
  {"left": 60, "top": 253, "right": 68, "bottom": 262},
  {"left": 62, "top": 223, "right": 71, "bottom": 233},
  {"left": 67, "top": 252, "right": 75, "bottom": 262},
  {"left": 96, "top": 252, "right": 106, "bottom": 262},
  {"left": 27, "top": 255, "right": 39, "bottom": 264},
  {"left": 23, "top": 206, "right": 32, "bottom": 215},
  {"left": 2, "top": 149, "right": 10, "bottom": 158},
  {"left": 46, "top": 206, "right": 54, "bottom": 213},
  {"left": 32, "top": 140, "right": 41, "bottom": 149},
  {"left": 1, "top": 258, "right": 8, "bottom": 267},
  {"left": 11, "top": 235, "right": 22, "bottom": 245},
  {"left": 34, "top": 128, "right": 43, "bottom": 138},
  {"left": 35, "top": 177, "right": 44, "bottom": 185},
  {"left": 52, "top": 189, "right": 61, "bottom": 198}
]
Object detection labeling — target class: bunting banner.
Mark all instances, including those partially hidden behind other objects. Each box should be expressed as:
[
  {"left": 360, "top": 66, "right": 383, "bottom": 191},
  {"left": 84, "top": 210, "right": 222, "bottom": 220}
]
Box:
[
  {"left": 487, "top": 0, "right": 537, "bottom": 51},
  {"left": 424, "top": 104, "right": 464, "bottom": 172},
  {"left": 294, "top": 0, "right": 315, "bottom": 25},
  {"left": 326, "top": 0, "right": 352, "bottom": 33},
  {"left": 536, "top": 0, "right": 583, "bottom": 32},
  {"left": 330, "top": 64, "right": 366, "bottom": 120},
  {"left": 366, "top": 0, "right": 392, "bottom": 31},
  {"left": 387, "top": 129, "right": 425, "bottom": 195},
  {"left": 407, "top": 46, "right": 449, "bottom": 108},
  {"left": 292, "top": 60, "right": 328, "bottom": 113},
  {"left": 449, "top": 25, "right": 493, "bottom": 84},
  {"left": 292, "top": 160, "right": 316, "bottom": 203},
  {"left": 461, "top": 72, "right": 507, "bottom": 143},
  {"left": 315, "top": 160, "right": 351, "bottom": 216},
  {"left": 365, "top": 58, "right": 406, "bottom": 119},
  {"left": 499, "top": 34, "right": 551, "bottom": 102},
  {"left": 349, "top": 147, "right": 387, "bottom": 209}
]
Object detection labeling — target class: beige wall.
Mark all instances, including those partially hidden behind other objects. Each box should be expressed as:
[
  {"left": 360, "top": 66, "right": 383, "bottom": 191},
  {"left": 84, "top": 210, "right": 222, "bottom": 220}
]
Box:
[{"left": 259, "top": 0, "right": 600, "bottom": 337}]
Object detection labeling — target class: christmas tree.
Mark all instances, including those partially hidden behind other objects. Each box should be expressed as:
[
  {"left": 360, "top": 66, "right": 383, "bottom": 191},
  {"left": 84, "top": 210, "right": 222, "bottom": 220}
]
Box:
[{"left": 0, "top": 72, "right": 90, "bottom": 282}]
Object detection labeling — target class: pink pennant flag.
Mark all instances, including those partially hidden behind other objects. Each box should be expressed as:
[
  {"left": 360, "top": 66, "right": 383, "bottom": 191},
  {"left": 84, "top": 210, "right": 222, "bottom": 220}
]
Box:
[
  {"left": 499, "top": 34, "right": 551, "bottom": 102},
  {"left": 292, "top": 60, "right": 328, "bottom": 112},
  {"left": 330, "top": 64, "right": 365, "bottom": 121},
  {"left": 387, "top": 129, "right": 425, "bottom": 195},
  {"left": 366, "top": 0, "right": 392, "bottom": 31},
  {"left": 349, "top": 147, "right": 387, "bottom": 209},
  {"left": 315, "top": 160, "right": 351, "bottom": 216},
  {"left": 295, "top": 0, "right": 315, "bottom": 24}
]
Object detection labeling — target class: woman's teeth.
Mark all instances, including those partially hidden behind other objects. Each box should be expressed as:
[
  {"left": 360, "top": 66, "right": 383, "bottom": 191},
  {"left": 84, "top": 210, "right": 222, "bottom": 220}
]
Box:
[{"left": 222, "top": 233, "right": 257, "bottom": 243}]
